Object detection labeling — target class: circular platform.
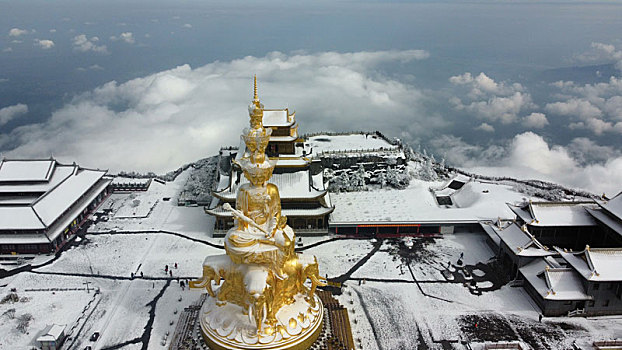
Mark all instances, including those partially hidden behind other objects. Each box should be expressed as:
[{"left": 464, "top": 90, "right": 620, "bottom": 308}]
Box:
[{"left": 199, "top": 294, "right": 323, "bottom": 350}]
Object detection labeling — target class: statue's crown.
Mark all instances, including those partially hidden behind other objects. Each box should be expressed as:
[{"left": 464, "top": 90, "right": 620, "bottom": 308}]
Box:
[
  {"left": 242, "top": 128, "right": 272, "bottom": 161},
  {"left": 235, "top": 157, "right": 276, "bottom": 184},
  {"left": 248, "top": 75, "right": 264, "bottom": 130}
]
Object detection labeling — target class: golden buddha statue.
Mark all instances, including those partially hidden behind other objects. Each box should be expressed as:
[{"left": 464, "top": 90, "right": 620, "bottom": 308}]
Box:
[{"left": 190, "top": 77, "right": 326, "bottom": 350}]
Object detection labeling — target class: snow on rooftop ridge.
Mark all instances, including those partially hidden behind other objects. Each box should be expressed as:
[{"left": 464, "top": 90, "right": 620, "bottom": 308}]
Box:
[
  {"left": 0, "top": 159, "right": 56, "bottom": 182},
  {"left": 555, "top": 246, "right": 622, "bottom": 282},
  {"left": 544, "top": 267, "right": 592, "bottom": 300},
  {"left": 0, "top": 207, "right": 46, "bottom": 230},
  {"left": 600, "top": 191, "right": 622, "bottom": 220},
  {"left": 585, "top": 207, "right": 622, "bottom": 237},
  {"left": 492, "top": 223, "right": 553, "bottom": 257},
  {"left": 510, "top": 201, "right": 597, "bottom": 227},
  {"left": 520, "top": 258, "right": 592, "bottom": 301},
  {"left": 32, "top": 167, "right": 107, "bottom": 226},
  {"left": 307, "top": 133, "right": 399, "bottom": 155},
  {"left": 36, "top": 324, "right": 65, "bottom": 342},
  {"left": 262, "top": 109, "right": 294, "bottom": 127}
]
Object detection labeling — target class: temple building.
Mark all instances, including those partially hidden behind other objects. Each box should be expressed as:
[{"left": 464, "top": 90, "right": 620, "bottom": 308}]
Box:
[
  {"left": 0, "top": 158, "right": 112, "bottom": 254},
  {"left": 585, "top": 192, "right": 622, "bottom": 246},
  {"left": 508, "top": 201, "right": 609, "bottom": 250},
  {"left": 206, "top": 79, "right": 333, "bottom": 235},
  {"left": 482, "top": 193, "right": 622, "bottom": 316}
]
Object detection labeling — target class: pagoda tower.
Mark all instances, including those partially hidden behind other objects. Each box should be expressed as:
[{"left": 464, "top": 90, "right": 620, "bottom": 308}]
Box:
[{"left": 207, "top": 79, "right": 334, "bottom": 235}]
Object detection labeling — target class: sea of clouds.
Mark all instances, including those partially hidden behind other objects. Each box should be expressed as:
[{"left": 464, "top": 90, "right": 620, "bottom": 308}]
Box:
[{"left": 1, "top": 48, "right": 621, "bottom": 196}]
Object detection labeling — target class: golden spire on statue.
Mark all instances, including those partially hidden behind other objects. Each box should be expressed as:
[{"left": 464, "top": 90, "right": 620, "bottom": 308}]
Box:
[{"left": 190, "top": 77, "right": 326, "bottom": 350}]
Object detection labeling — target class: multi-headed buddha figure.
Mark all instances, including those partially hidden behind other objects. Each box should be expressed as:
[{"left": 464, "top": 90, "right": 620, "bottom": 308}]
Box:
[{"left": 191, "top": 77, "right": 325, "bottom": 350}]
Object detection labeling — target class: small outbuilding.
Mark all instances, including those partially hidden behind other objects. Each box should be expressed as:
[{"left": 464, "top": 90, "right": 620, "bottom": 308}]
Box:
[{"left": 36, "top": 324, "right": 66, "bottom": 350}]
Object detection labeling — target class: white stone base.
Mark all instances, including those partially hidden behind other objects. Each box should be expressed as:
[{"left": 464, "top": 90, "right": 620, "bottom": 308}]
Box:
[{"left": 199, "top": 293, "right": 323, "bottom": 350}]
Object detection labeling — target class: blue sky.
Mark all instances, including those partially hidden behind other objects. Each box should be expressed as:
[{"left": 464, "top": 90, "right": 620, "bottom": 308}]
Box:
[{"left": 1, "top": 0, "right": 622, "bottom": 194}]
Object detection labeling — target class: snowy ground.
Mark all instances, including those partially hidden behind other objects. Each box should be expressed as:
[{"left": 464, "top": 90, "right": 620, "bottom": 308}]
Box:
[
  {"left": 331, "top": 176, "right": 530, "bottom": 223},
  {"left": 1, "top": 168, "right": 621, "bottom": 350},
  {"left": 307, "top": 134, "right": 398, "bottom": 155}
]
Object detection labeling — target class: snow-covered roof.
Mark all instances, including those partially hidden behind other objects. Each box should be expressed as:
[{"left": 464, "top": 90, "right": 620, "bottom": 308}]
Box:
[
  {"left": 307, "top": 134, "right": 398, "bottom": 155},
  {"left": 431, "top": 174, "right": 471, "bottom": 196},
  {"left": 214, "top": 169, "right": 326, "bottom": 201},
  {"left": 263, "top": 109, "right": 294, "bottom": 127},
  {"left": 510, "top": 201, "right": 597, "bottom": 227},
  {"left": 585, "top": 207, "right": 622, "bottom": 237},
  {"left": 556, "top": 246, "right": 622, "bottom": 282},
  {"left": 0, "top": 159, "right": 55, "bottom": 182},
  {"left": 492, "top": 223, "right": 554, "bottom": 257},
  {"left": 274, "top": 158, "right": 311, "bottom": 167},
  {"left": 32, "top": 168, "right": 107, "bottom": 226},
  {"left": 46, "top": 178, "right": 111, "bottom": 242},
  {"left": 479, "top": 222, "right": 502, "bottom": 247},
  {"left": 520, "top": 259, "right": 592, "bottom": 301},
  {"left": 598, "top": 191, "right": 622, "bottom": 221},
  {"left": 36, "top": 324, "right": 65, "bottom": 342},
  {"left": 0, "top": 160, "right": 110, "bottom": 231},
  {"left": 0, "top": 195, "right": 40, "bottom": 205},
  {"left": 207, "top": 205, "right": 334, "bottom": 218},
  {"left": 0, "top": 165, "right": 74, "bottom": 194},
  {"left": 331, "top": 176, "right": 526, "bottom": 224},
  {"left": 0, "top": 207, "right": 45, "bottom": 230}
]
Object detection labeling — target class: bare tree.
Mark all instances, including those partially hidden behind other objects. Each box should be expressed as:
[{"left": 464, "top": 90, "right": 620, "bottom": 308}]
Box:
[
  {"left": 16, "top": 313, "right": 33, "bottom": 333},
  {"left": 2, "top": 308, "right": 16, "bottom": 319}
]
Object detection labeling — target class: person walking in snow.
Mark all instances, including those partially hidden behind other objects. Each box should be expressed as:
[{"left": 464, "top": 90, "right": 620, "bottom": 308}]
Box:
[
  {"left": 175, "top": 262, "right": 178, "bottom": 269},
  {"left": 165, "top": 264, "right": 168, "bottom": 272}
]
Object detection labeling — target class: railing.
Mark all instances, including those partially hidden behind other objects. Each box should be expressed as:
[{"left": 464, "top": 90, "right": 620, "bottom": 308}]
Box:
[
  {"left": 483, "top": 341, "right": 526, "bottom": 349},
  {"left": 567, "top": 308, "right": 586, "bottom": 317},
  {"left": 317, "top": 147, "right": 402, "bottom": 157},
  {"left": 593, "top": 340, "right": 622, "bottom": 349}
]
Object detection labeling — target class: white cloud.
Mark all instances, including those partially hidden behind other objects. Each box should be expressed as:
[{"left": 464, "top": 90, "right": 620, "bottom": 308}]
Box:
[
  {"left": 475, "top": 122, "right": 494, "bottom": 132},
  {"left": 0, "top": 103, "right": 28, "bottom": 126},
  {"left": 545, "top": 98, "right": 601, "bottom": 119},
  {"left": 429, "top": 135, "right": 505, "bottom": 167},
  {"left": 8, "top": 28, "right": 29, "bottom": 37},
  {"left": 507, "top": 132, "right": 576, "bottom": 175},
  {"left": 110, "top": 32, "right": 135, "bottom": 44},
  {"left": 453, "top": 91, "right": 534, "bottom": 124},
  {"left": 72, "top": 34, "right": 108, "bottom": 53},
  {"left": 449, "top": 72, "right": 534, "bottom": 124},
  {"left": 575, "top": 42, "right": 622, "bottom": 67},
  {"left": 522, "top": 112, "right": 549, "bottom": 129},
  {"left": 567, "top": 137, "right": 621, "bottom": 164},
  {"left": 450, "top": 132, "right": 622, "bottom": 195},
  {"left": 450, "top": 72, "right": 524, "bottom": 98},
  {"left": 34, "top": 39, "right": 55, "bottom": 50},
  {"left": 76, "top": 64, "right": 104, "bottom": 72},
  {"left": 0, "top": 50, "right": 431, "bottom": 173},
  {"left": 183, "top": 23, "right": 192, "bottom": 28},
  {"left": 49, "top": 29, "right": 56, "bottom": 33},
  {"left": 2, "top": 47, "right": 12, "bottom": 53},
  {"left": 547, "top": 74, "right": 622, "bottom": 135}
]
